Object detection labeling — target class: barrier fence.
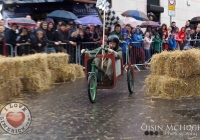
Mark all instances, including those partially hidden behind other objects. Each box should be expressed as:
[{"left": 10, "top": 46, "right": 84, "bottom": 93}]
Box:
[{"left": 3, "top": 39, "right": 198, "bottom": 70}]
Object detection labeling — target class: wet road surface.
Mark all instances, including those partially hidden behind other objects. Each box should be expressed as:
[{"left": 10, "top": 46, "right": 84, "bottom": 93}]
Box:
[{"left": 0, "top": 70, "right": 200, "bottom": 140}]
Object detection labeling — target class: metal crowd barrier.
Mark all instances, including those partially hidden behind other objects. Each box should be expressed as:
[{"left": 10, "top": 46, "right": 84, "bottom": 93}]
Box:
[
  {"left": 77, "top": 42, "right": 100, "bottom": 65},
  {"left": 129, "top": 41, "right": 163, "bottom": 71},
  {"left": 6, "top": 44, "right": 14, "bottom": 57}
]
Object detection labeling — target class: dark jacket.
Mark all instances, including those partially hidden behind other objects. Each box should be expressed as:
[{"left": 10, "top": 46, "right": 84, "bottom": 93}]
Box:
[
  {"left": 83, "top": 32, "right": 93, "bottom": 42},
  {"left": 16, "top": 35, "right": 30, "bottom": 44},
  {"left": 5, "top": 29, "right": 17, "bottom": 47},
  {"left": 110, "top": 30, "right": 122, "bottom": 41},
  {"left": 57, "top": 29, "right": 70, "bottom": 43},
  {"left": 46, "top": 22, "right": 57, "bottom": 42},
  {"left": 35, "top": 22, "right": 55, "bottom": 44}
]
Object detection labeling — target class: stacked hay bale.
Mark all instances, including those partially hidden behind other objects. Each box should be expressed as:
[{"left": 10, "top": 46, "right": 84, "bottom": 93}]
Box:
[
  {"left": 20, "top": 53, "right": 52, "bottom": 91},
  {"left": 0, "top": 53, "right": 85, "bottom": 101},
  {"left": 145, "top": 49, "right": 200, "bottom": 99},
  {"left": 0, "top": 57, "right": 22, "bottom": 101},
  {"left": 47, "top": 53, "right": 85, "bottom": 83}
]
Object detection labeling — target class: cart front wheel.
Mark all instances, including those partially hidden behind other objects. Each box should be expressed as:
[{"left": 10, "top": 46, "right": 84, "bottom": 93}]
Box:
[
  {"left": 127, "top": 68, "right": 134, "bottom": 94},
  {"left": 88, "top": 75, "right": 97, "bottom": 103}
]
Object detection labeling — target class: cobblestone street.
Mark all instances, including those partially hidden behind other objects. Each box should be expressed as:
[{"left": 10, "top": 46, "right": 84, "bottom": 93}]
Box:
[{"left": 0, "top": 70, "right": 200, "bottom": 140}]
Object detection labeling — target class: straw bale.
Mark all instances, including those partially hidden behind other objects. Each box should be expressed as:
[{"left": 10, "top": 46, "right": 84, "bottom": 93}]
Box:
[
  {"left": 21, "top": 69, "right": 52, "bottom": 91},
  {"left": 0, "top": 77, "right": 22, "bottom": 101},
  {"left": 150, "top": 51, "right": 170, "bottom": 75},
  {"left": 145, "top": 74, "right": 200, "bottom": 99},
  {"left": 70, "top": 64, "right": 85, "bottom": 78},
  {"left": 51, "top": 65, "right": 76, "bottom": 83},
  {"left": 47, "top": 53, "right": 69, "bottom": 69}
]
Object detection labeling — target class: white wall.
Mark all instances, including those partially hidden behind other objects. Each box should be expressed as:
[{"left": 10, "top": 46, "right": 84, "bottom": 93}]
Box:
[{"left": 111, "top": 0, "right": 200, "bottom": 28}]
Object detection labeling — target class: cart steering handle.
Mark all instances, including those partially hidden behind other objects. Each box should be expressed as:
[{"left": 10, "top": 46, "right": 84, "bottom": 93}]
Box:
[{"left": 86, "top": 48, "right": 108, "bottom": 59}]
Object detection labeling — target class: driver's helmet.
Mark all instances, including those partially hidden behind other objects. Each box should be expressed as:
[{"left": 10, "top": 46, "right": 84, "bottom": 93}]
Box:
[{"left": 107, "top": 35, "right": 119, "bottom": 46}]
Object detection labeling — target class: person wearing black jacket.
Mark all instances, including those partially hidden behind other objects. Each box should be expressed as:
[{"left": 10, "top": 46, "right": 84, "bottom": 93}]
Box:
[
  {"left": 46, "top": 22, "right": 57, "bottom": 53},
  {"left": 16, "top": 28, "right": 31, "bottom": 56},
  {"left": 35, "top": 21, "right": 59, "bottom": 48}
]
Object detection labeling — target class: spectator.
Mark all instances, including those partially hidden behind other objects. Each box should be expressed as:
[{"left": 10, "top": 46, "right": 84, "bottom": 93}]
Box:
[
  {"left": 105, "top": 27, "right": 111, "bottom": 36},
  {"left": 185, "top": 21, "right": 191, "bottom": 29},
  {"left": 193, "top": 27, "right": 200, "bottom": 48},
  {"left": 46, "top": 22, "right": 57, "bottom": 53},
  {"left": 152, "top": 26, "right": 161, "bottom": 38},
  {"left": 36, "top": 21, "right": 59, "bottom": 46},
  {"left": 16, "top": 28, "right": 31, "bottom": 56},
  {"left": 161, "top": 24, "right": 168, "bottom": 50},
  {"left": 0, "top": 33, "right": 6, "bottom": 56},
  {"left": 167, "top": 27, "right": 172, "bottom": 37},
  {"left": 34, "top": 31, "right": 47, "bottom": 53},
  {"left": 131, "top": 27, "right": 145, "bottom": 66},
  {"left": 144, "top": 26, "right": 153, "bottom": 38},
  {"left": 160, "top": 23, "right": 168, "bottom": 39},
  {"left": 122, "top": 24, "right": 132, "bottom": 38},
  {"left": 131, "top": 27, "right": 135, "bottom": 35},
  {"left": 5, "top": 23, "right": 18, "bottom": 48},
  {"left": 90, "top": 25, "right": 95, "bottom": 34},
  {"left": 77, "top": 24, "right": 83, "bottom": 31},
  {"left": 184, "top": 28, "right": 192, "bottom": 50},
  {"left": 0, "top": 19, "right": 4, "bottom": 26},
  {"left": 174, "top": 27, "right": 180, "bottom": 49},
  {"left": 121, "top": 33, "right": 132, "bottom": 64},
  {"left": 168, "top": 34, "right": 176, "bottom": 51},
  {"left": 100, "top": 34, "right": 108, "bottom": 46},
  {"left": 83, "top": 27, "right": 93, "bottom": 42},
  {"left": 56, "top": 21, "right": 63, "bottom": 31},
  {"left": 190, "top": 28, "right": 195, "bottom": 47},
  {"left": 171, "top": 21, "right": 177, "bottom": 34},
  {"left": 143, "top": 32, "right": 153, "bottom": 67},
  {"left": 0, "top": 25, "right": 5, "bottom": 37},
  {"left": 152, "top": 33, "right": 162, "bottom": 53},
  {"left": 178, "top": 27, "right": 186, "bottom": 50},
  {"left": 93, "top": 26, "right": 100, "bottom": 42},
  {"left": 110, "top": 24, "right": 122, "bottom": 41},
  {"left": 5, "top": 18, "right": 11, "bottom": 34},
  {"left": 68, "top": 21, "right": 76, "bottom": 36}
]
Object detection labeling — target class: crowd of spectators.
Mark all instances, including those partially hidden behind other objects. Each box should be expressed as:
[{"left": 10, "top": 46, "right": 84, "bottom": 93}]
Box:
[{"left": 0, "top": 15, "right": 199, "bottom": 69}]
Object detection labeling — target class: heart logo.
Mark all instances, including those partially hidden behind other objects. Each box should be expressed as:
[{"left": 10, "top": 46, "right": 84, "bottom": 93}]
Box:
[{"left": 6, "top": 112, "right": 25, "bottom": 128}]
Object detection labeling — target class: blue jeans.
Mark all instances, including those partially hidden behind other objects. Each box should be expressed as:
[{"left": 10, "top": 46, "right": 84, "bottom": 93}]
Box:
[
  {"left": 45, "top": 47, "right": 56, "bottom": 53},
  {"left": 144, "top": 49, "right": 150, "bottom": 62}
]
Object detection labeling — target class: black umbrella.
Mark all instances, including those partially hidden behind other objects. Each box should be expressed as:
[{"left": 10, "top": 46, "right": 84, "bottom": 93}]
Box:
[
  {"left": 190, "top": 16, "right": 200, "bottom": 23},
  {"left": 47, "top": 10, "right": 78, "bottom": 21}
]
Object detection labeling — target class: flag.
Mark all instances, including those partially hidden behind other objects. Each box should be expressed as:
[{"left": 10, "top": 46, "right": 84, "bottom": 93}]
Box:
[{"left": 96, "top": 0, "right": 121, "bottom": 28}]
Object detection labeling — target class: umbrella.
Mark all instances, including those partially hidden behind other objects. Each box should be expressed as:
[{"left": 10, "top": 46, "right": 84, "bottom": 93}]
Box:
[
  {"left": 122, "top": 17, "right": 139, "bottom": 28},
  {"left": 8, "top": 18, "right": 36, "bottom": 28},
  {"left": 190, "top": 16, "right": 200, "bottom": 24},
  {"left": 121, "top": 10, "right": 149, "bottom": 21},
  {"left": 96, "top": 0, "right": 122, "bottom": 28},
  {"left": 47, "top": 10, "right": 78, "bottom": 21},
  {"left": 74, "top": 16, "right": 102, "bottom": 25},
  {"left": 140, "top": 21, "right": 160, "bottom": 28}
]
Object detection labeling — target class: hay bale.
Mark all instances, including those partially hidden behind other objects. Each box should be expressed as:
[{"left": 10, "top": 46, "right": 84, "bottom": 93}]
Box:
[
  {"left": 151, "top": 49, "right": 200, "bottom": 78},
  {"left": 47, "top": 53, "right": 69, "bottom": 69},
  {"left": 21, "top": 69, "right": 52, "bottom": 91},
  {"left": 145, "top": 74, "right": 200, "bottom": 99},
  {"left": 51, "top": 65, "right": 76, "bottom": 83},
  {"left": 150, "top": 51, "right": 170, "bottom": 75},
  {"left": 70, "top": 64, "right": 85, "bottom": 78},
  {"left": 0, "top": 77, "right": 22, "bottom": 101}
]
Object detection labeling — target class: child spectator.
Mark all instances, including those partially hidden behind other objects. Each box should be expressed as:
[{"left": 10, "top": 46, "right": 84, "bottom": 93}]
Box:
[
  {"left": 178, "top": 27, "right": 186, "bottom": 50},
  {"left": 100, "top": 34, "right": 108, "bottom": 46},
  {"left": 143, "top": 32, "right": 153, "bottom": 69},
  {"left": 34, "top": 31, "right": 46, "bottom": 53},
  {"left": 184, "top": 28, "right": 192, "bottom": 50},
  {"left": 168, "top": 34, "right": 176, "bottom": 51},
  {"left": 121, "top": 33, "right": 132, "bottom": 64},
  {"left": 162, "top": 34, "right": 168, "bottom": 50},
  {"left": 152, "top": 33, "right": 162, "bottom": 53}
]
